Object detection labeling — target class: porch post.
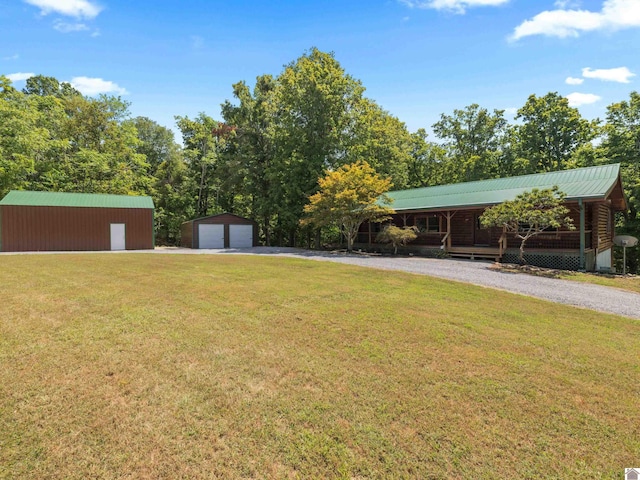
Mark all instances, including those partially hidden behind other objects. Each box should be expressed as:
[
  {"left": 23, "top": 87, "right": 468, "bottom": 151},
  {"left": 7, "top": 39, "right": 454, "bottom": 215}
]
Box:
[
  {"left": 447, "top": 211, "right": 452, "bottom": 250},
  {"left": 579, "top": 198, "right": 585, "bottom": 270}
]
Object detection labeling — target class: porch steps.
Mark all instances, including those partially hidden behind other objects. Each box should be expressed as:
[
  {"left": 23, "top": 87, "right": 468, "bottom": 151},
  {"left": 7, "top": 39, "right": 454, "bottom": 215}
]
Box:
[{"left": 447, "top": 246, "right": 502, "bottom": 262}]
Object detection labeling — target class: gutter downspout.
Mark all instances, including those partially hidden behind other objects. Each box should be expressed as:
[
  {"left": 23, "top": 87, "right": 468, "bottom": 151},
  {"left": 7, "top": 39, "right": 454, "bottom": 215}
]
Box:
[{"left": 579, "top": 199, "right": 585, "bottom": 271}]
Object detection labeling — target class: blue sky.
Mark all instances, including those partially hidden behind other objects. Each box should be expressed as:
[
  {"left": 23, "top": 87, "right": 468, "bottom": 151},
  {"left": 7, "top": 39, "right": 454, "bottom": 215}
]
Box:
[{"left": 2, "top": 0, "right": 639, "bottom": 140}]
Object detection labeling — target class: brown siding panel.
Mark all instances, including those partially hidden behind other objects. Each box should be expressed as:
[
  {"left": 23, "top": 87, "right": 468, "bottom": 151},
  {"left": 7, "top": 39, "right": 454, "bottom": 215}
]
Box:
[
  {"left": 181, "top": 221, "right": 193, "bottom": 248},
  {"left": 1, "top": 205, "right": 153, "bottom": 252}
]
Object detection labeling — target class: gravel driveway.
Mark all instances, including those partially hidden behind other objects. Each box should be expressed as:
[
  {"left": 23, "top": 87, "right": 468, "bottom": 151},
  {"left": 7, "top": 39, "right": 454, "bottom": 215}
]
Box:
[{"left": 151, "top": 246, "right": 640, "bottom": 319}]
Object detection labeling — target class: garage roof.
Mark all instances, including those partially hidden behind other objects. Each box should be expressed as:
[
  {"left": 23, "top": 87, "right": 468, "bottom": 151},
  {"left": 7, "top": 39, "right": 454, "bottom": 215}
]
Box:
[
  {"left": 387, "top": 163, "right": 624, "bottom": 212},
  {"left": 0, "top": 191, "right": 154, "bottom": 209}
]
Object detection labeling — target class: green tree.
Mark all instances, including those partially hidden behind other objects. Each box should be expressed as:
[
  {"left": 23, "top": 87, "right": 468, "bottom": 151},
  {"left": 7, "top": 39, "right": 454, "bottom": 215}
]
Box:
[
  {"left": 175, "top": 113, "right": 224, "bottom": 217},
  {"left": 601, "top": 91, "right": 640, "bottom": 273},
  {"left": 516, "top": 92, "right": 596, "bottom": 173},
  {"left": 348, "top": 98, "right": 413, "bottom": 189},
  {"left": 221, "top": 75, "right": 277, "bottom": 244},
  {"left": 56, "top": 94, "right": 149, "bottom": 194},
  {"left": 272, "top": 48, "right": 366, "bottom": 244},
  {"left": 406, "top": 129, "right": 448, "bottom": 188},
  {"left": 432, "top": 104, "right": 509, "bottom": 182},
  {"left": 22, "top": 74, "right": 80, "bottom": 98},
  {"left": 302, "top": 161, "right": 394, "bottom": 252},
  {"left": 130, "top": 116, "right": 193, "bottom": 244},
  {"left": 376, "top": 225, "right": 418, "bottom": 254},
  {"left": 480, "top": 187, "right": 575, "bottom": 264},
  {"left": 0, "top": 79, "right": 68, "bottom": 196}
]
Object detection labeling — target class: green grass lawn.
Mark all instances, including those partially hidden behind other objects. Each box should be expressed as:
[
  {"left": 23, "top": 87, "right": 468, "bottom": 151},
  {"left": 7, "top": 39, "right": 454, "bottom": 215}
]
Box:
[
  {"left": 559, "top": 271, "right": 640, "bottom": 295},
  {"left": 1, "top": 254, "right": 638, "bottom": 479}
]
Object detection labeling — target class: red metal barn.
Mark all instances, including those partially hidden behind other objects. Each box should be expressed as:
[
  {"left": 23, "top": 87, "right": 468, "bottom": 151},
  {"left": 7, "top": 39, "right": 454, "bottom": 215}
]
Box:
[{"left": 0, "top": 191, "right": 155, "bottom": 252}]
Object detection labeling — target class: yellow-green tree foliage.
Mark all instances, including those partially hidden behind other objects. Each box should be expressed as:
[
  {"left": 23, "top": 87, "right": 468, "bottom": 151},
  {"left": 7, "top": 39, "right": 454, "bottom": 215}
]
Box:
[{"left": 302, "top": 161, "right": 394, "bottom": 252}]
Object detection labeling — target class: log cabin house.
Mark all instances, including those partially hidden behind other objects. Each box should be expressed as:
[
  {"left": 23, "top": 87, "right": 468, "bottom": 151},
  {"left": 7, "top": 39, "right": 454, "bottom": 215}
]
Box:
[{"left": 357, "top": 164, "right": 627, "bottom": 271}]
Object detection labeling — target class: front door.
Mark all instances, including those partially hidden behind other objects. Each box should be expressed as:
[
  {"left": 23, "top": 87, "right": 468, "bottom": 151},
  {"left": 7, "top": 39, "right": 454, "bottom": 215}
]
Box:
[
  {"left": 110, "top": 223, "right": 126, "bottom": 251},
  {"left": 473, "top": 213, "right": 490, "bottom": 246}
]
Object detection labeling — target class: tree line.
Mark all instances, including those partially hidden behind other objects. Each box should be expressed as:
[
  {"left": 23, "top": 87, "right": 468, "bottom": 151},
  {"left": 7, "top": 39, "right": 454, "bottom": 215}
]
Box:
[{"left": 1, "top": 48, "right": 638, "bottom": 267}]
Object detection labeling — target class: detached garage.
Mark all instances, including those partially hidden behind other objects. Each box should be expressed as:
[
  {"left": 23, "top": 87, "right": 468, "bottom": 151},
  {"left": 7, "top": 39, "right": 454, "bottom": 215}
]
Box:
[
  {"left": 181, "top": 213, "right": 258, "bottom": 249},
  {"left": 0, "top": 190, "right": 155, "bottom": 252}
]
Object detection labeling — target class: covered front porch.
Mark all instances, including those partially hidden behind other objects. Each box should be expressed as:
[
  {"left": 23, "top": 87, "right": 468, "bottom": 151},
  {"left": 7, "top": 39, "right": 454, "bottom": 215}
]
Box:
[{"left": 357, "top": 202, "right": 597, "bottom": 270}]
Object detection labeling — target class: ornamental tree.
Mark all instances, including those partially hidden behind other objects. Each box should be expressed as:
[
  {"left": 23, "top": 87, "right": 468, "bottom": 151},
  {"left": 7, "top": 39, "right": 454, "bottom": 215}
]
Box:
[
  {"left": 302, "top": 161, "right": 394, "bottom": 252},
  {"left": 376, "top": 225, "right": 418, "bottom": 254},
  {"left": 480, "top": 187, "right": 575, "bottom": 264}
]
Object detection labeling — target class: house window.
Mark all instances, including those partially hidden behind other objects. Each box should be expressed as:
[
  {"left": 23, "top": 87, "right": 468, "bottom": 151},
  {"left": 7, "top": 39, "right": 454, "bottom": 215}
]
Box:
[{"left": 416, "top": 216, "right": 440, "bottom": 233}]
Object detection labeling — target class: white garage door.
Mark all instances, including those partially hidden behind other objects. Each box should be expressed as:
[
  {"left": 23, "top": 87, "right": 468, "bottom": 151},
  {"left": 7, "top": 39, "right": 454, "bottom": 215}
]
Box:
[
  {"left": 229, "top": 224, "right": 253, "bottom": 248},
  {"left": 198, "top": 224, "right": 225, "bottom": 249}
]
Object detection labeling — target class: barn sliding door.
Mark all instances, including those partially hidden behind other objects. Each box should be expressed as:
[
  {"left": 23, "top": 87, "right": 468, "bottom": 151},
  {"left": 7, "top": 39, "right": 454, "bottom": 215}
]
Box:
[{"left": 110, "top": 223, "right": 126, "bottom": 251}]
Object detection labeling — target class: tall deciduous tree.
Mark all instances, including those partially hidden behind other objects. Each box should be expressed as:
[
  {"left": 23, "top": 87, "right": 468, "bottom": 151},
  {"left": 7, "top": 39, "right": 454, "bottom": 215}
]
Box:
[
  {"left": 23, "top": 74, "right": 80, "bottom": 98},
  {"left": 348, "top": 98, "right": 413, "bottom": 189},
  {"left": 302, "top": 161, "right": 394, "bottom": 252},
  {"left": 272, "top": 48, "right": 366, "bottom": 244},
  {"left": 221, "top": 75, "right": 277, "bottom": 244},
  {"left": 516, "top": 92, "right": 596, "bottom": 173},
  {"left": 432, "top": 104, "right": 508, "bottom": 182},
  {"left": 601, "top": 91, "right": 640, "bottom": 272},
  {"left": 405, "top": 129, "right": 448, "bottom": 188},
  {"left": 480, "top": 187, "right": 575, "bottom": 264},
  {"left": 130, "top": 117, "right": 193, "bottom": 244},
  {"left": 175, "top": 113, "right": 224, "bottom": 217}
]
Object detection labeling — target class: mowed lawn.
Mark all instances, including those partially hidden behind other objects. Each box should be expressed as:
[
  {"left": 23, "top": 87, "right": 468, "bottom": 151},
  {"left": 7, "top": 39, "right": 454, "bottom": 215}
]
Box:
[
  {"left": 560, "top": 271, "right": 640, "bottom": 295},
  {"left": 1, "top": 254, "right": 638, "bottom": 479}
]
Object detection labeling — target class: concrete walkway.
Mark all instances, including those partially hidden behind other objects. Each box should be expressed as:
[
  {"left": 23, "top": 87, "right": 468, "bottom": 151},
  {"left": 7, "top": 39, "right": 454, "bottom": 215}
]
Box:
[{"left": 4, "top": 246, "right": 640, "bottom": 319}]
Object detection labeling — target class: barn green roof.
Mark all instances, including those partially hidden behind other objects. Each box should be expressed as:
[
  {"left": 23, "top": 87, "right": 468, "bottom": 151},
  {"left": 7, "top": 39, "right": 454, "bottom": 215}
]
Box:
[
  {"left": 0, "top": 191, "right": 154, "bottom": 209},
  {"left": 387, "top": 164, "right": 623, "bottom": 212}
]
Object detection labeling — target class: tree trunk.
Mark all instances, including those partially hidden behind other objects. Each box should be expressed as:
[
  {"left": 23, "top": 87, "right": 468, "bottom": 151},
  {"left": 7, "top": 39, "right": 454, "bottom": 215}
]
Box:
[
  {"left": 263, "top": 214, "right": 270, "bottom": 246},
  {"left": 519, "top": 239, "right": 527, "bottom": 265},
  {"left": 315, "top": 229, "right": 321, "bottom": 250}
]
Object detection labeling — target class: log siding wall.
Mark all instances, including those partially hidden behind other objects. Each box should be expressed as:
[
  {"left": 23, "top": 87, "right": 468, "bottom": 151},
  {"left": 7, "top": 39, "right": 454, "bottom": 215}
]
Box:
[{"left": 358, "top": 202, "right": 605, "bottom": 252}]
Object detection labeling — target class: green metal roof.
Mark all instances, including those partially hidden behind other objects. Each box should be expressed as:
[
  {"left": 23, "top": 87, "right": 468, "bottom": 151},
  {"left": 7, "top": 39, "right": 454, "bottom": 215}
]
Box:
[
  {"left": 387, "top": 164, "right": 622, "bottom": 212},
  {"left": 0, "top": 190, "right": 154, "bottom": 209}
]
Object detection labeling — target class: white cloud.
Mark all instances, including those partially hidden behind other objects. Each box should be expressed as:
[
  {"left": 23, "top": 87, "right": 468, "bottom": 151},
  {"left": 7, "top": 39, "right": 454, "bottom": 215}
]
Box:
[
  {"left": 23, "top": 0, "right": 102, "bottom": 19},
  {"left": 566, "top": 92, "right": 601, "bottom": 106},
  {"left": 70, "top": 77, "right": 128, "bottom": 96},
  {"left": 399, "top": 0, "right": 509, "bottom": 14},
  {"left": 2, "top": 54, "right": 20, "bottom": 61},
  {"left": 510, "top": 0, "right": 640, "bottom": 40},
  {"left": 565, "top": 76, "right": 584, "bottom": 85},
  {"left": 6, "top": 72, "right": 35, "bottom": 82},
  {"left": 503, "top": 107, "right": 518, "bottom": 115},
  {"left": 582, "top": 66, "right": 635, "bottom": 83},
  {"left": 53, "top": 20, "right": 89, "bottom": 32}
]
